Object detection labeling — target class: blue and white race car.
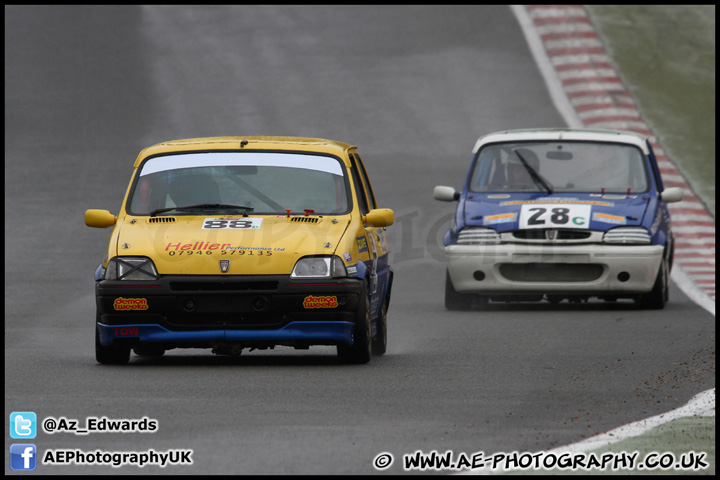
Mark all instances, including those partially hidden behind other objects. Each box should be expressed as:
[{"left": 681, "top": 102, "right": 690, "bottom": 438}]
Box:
[{"left": 434, "top": 129, "right": 683, "bottom": 309}]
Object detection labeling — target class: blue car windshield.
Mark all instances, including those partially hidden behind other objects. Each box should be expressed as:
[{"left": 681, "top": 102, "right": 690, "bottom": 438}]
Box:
[
  {"left": 127, "top": 151, "right": 349, "bottom": 215},
  {"left": 468, "top": 141, "right": 649, "bottom": 194}
]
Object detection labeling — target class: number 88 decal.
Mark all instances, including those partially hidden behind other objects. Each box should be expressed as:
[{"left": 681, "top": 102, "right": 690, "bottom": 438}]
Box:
[{"left": 202, "top": 218, "right": 263, "bottom": 229}]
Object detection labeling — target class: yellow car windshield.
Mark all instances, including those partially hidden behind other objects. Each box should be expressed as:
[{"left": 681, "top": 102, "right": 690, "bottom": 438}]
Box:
[{"left": 128, "top": 152, "right": 349, "bottom": 215}]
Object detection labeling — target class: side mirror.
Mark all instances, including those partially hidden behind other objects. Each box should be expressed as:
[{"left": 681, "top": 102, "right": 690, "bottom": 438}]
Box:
[
  {"left": 363, "top": 208, "right": 394, "bottom": 228},
  {"left": 661, "top": 187, "right": 683, "bottom": 203},
  {"left": 433, "top": 185, "right": 460, "bottom": 202},
  {"left": 85, "top": 209, "right": 117, "bottom": 228}
]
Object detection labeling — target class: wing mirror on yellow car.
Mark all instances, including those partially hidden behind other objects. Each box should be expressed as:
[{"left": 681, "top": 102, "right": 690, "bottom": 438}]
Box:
[
  {"left": 85, "top": 209, "right": 117, "bottom": 228},
  {"left": 363, "top": 208, "right": 394, "bottom": 228}
]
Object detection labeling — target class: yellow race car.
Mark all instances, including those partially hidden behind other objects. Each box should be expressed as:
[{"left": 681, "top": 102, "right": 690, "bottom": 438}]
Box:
[{"left": 85, "top": 137, "right": 394, "bottom": 364}]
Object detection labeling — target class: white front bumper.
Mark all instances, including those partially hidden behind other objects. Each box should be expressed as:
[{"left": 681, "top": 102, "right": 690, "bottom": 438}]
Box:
[{"left": 445, "top": 243, "right": 663, "bottom": 295}]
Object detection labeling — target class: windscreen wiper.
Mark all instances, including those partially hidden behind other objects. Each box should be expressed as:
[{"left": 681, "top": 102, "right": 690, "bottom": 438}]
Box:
[
  {"left": 513, "top": 149, "right": 553, "bottom": 194},
  {"left": 149, "top": 204, "right": 255, "bottom": 217}
]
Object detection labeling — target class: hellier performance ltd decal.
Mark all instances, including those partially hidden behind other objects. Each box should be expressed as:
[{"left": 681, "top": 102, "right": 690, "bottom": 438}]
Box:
[{"left": 164, "top": 242, "right": 285, "bottom": 256}]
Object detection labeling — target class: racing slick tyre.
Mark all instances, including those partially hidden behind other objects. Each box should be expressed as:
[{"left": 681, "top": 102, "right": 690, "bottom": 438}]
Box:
[
  {"left": 445, "top": 270, "right": 473, "bottom": 311},
  {"left": 95, "top": 321, "right": 130, "bottom": 365},
  {"left": 133, "top": 344, "right": 166, "bottom": 358},
  {"left": 338, "top": 282, "right": 372, "bottom": 364},
  {"left": 637, "top": 258, "right": 668, "bottom": 310},
  {"left": 372, "top": 303, "right": 388, "bottom": 356}
]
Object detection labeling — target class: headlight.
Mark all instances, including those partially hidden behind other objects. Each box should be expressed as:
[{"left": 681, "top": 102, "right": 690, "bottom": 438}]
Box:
[
  {"left": 603, "top": 227, "right": 651, "bottom": 244},
  {"left": 291, "top": 256, "right": 347, "bottom": 279},
  {"left": 457, "top": 227, "right": 500, "bottom": 245},
  {"left": 105, "top": 257, "right": 159, "bottom": 280}
]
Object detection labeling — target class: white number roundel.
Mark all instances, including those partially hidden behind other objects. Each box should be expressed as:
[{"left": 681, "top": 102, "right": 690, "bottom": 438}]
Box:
[{"left": 519, "top": 204, "right": 591, "bottom": 229}]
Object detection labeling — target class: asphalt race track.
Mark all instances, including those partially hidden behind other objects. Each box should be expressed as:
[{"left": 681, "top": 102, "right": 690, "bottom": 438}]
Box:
[{"left": 5, "top": 5, "right": 715, "bottom": 474}]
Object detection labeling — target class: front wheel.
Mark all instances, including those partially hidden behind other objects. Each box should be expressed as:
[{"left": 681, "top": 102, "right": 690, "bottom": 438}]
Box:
[
  {"left": 372, "top": 303, "right": 388, "bottom": 356},
  {"left": 445, "top": 270, "right": 473, "bottom": 310},
  {"left": 133, "top": 344, "right": 166, "bottom": 357},
  {"left": 636, "top": 258, "right": 668, "bottom": 309},
  {"left": 95, "top": 323, "right": 130, "bottom": 365},
  {"left": 338, "top": 283, "right": 372, "bottom": 364}
]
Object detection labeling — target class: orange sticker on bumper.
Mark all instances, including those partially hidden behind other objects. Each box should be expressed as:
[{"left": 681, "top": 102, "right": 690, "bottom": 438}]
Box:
[
  {"left": 303, "top": 295, "right": 338, "bottom": 309},
  {"left": 113, "top": 297, "right": 149, "bottom": 311}
]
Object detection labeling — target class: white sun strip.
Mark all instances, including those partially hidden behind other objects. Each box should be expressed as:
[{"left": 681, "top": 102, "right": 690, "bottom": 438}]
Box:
[{"left": 138, "top": 152, "right": 344, "bottom": 177}]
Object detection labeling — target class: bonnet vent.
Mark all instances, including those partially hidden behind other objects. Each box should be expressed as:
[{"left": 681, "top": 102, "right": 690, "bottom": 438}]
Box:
[
  {"left": 147, "top": 217, "right": 177, "bottom": 224},
  {"left": 289, "top": 216, "right": 320, "bottom": 224}
]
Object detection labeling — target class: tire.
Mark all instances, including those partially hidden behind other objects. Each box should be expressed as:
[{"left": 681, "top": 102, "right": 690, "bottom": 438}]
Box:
[
  {"left": 372, "top": 303, "right": 388, "bottom": 356},
  {"left": 338, "top": 282, "right": 372, "bottom": 364},
  {"left": 95, "top": 322, "right": 130, "bottom": 365},
  {"left": 637, "top": 258, "right": 668, "bottom": 310},
  {"left": 445, "top": 270, "right": 473, "bottom": 311},
  {"left": 133, "top": 344, "right": 166, "bottom": 357}
]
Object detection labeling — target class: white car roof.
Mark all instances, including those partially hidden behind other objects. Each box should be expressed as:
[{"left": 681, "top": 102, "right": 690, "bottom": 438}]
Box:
[{"left": 472, "top": 129, "right": 650, "bottom": 155}]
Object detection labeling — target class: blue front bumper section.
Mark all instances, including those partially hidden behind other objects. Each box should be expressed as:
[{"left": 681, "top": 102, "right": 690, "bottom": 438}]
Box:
[{"left": 97, "top": 321, "right": 355, "bottom": 347}]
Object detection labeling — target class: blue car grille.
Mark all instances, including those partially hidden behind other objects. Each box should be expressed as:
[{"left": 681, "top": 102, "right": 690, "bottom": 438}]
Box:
[{"left": 512, "top": 229, "right": 592, "bottom": 240}]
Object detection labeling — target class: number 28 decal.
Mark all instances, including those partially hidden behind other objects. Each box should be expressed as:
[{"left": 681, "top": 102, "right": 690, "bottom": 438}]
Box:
[
  {"left": 202, "top": 218, "right": 263, "bottom": 229},
  {"left": 519, "top": 204, "right": 591, "bottom": 229}
]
